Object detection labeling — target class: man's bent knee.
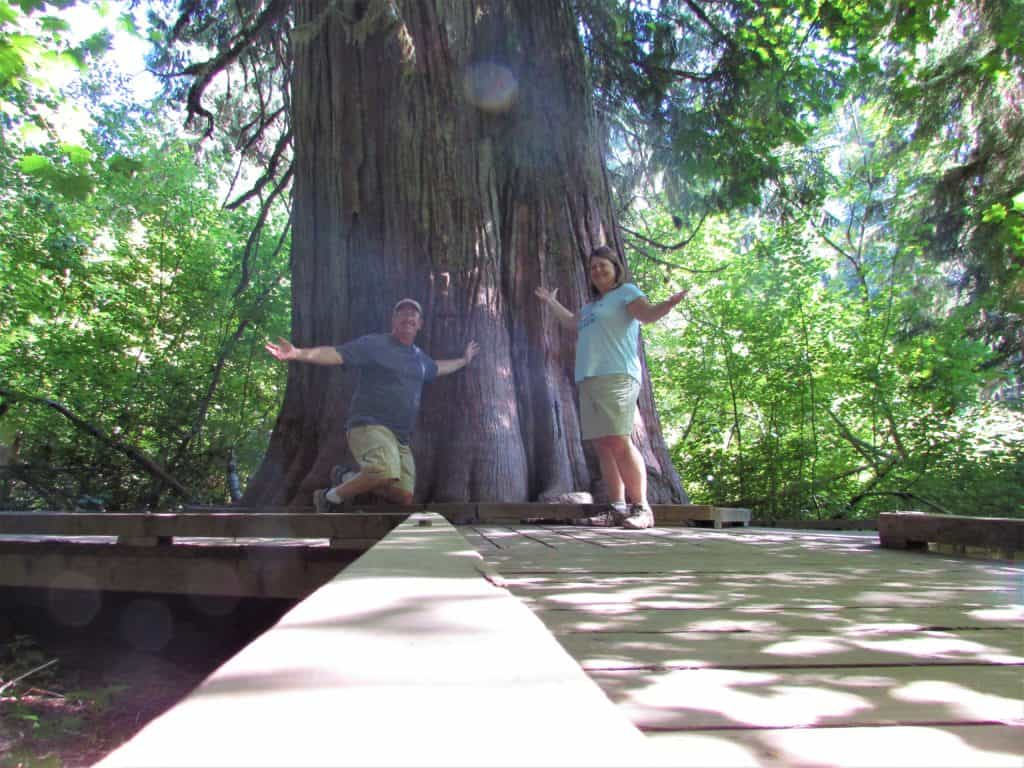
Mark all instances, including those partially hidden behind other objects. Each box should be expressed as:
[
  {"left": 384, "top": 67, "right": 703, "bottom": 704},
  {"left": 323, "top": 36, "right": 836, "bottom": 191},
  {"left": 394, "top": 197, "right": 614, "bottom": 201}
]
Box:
[{"left": 377, "top": 482, "right": 414, "bottom": 505}]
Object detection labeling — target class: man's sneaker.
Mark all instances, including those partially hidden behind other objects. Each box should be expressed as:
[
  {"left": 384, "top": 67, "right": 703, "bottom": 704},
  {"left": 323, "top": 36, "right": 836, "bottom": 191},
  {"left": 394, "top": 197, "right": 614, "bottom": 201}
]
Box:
[
  {"left": 622, "top": 502, "right": 654, "bottom": 530},
  {"left": 571, "top": 503, "right": 629, "bottom": 527},
  {"left": 313, "top": 488, "right": 352, "bottom": 513},
  {"left": 330, "top": 465, "right": 359, "bottom": 488}
]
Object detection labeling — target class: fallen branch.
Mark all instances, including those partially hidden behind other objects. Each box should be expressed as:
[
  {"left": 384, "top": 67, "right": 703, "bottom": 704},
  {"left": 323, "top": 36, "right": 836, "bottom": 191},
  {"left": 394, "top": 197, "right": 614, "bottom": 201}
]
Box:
[{"left": 0, "top": 658, "right": 58, "bottom": 696}]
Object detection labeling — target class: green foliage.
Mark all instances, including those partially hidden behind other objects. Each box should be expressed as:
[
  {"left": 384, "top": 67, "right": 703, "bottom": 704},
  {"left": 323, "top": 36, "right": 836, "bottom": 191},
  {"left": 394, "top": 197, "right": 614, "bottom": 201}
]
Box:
[
  {"left": 582, "top": 0, "right": 953, "bottom": 215},
  {"left": 0, "top": 100, "right": 289, "bottom": 508},
  {"left": 628, "top": 93, "right": 1023, "bottom": 519},
  {"left": 2, "top": 0, "right": 1018, "bottom": 520}
]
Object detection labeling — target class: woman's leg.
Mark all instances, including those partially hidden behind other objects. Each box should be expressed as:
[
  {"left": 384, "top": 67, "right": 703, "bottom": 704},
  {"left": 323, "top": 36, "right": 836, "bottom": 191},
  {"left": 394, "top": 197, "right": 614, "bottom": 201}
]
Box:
[
  {"left": 594, "top": 438, "right": 625, "bottom": 503},
  {"left": 597, "top": 435, "right": 646, "bottom": 505}
]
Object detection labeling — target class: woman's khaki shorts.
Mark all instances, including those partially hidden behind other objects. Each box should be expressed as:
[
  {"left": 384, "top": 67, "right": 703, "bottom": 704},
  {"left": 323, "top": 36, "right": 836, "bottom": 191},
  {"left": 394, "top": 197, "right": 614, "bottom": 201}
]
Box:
[
  {"left": 578, "top": 374, "right": 641, "bottom": 440},
  {"left": 346, "top": 425, "right": 416, "bottom": 494}
]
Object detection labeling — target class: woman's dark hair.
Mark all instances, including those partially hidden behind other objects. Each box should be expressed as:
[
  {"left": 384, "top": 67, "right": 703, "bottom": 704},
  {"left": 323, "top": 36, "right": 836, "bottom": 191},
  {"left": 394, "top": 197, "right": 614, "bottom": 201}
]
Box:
[{"left": 588, "top": 245, "right": 625, "bottom": 293}]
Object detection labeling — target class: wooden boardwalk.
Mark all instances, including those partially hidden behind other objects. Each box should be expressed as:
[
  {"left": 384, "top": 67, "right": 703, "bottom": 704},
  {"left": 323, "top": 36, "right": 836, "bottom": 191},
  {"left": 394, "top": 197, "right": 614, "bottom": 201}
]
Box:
[{"left": 460, "top": 523, "right": 1024, "bottom": 767}]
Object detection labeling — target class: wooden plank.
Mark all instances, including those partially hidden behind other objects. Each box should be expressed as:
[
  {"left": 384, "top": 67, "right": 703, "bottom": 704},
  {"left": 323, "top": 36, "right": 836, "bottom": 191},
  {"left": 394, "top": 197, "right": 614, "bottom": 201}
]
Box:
[
  {"left": 753, "top": 518, "right": 879, "bottom": 530},
  {"left": 471, "top": 504, "right": 753, "bottom": 527},
  {"left": 0, "top": 511, "right": 407, "bottom": 540},
  {"left": 533, "top": 604, "right": 1024, "bottom": 635},
  {"left": 645, "top": 725, "right": 1024, "bottom": 768},
  {"left": 0, "top": 541, "right": 358, "bottom": 598},
  {"left": 471, "top": 524, "right": 1024, "bottom": 575},
  {"left": 589, "top": 665, "right": 1024, "bottom": 729},
  {"left": 506, "top": 578, "right": 1021, "bottom": 613},
  {"left": 656, "top": 505, "right": 752, "bottom": 528},
  {"left": 465, "top": 521, "right": 1024, "bottom": 767},
  {"left": 96, "top": 513, "right": 659, "bottom": 768},
  {"left": 880, "top": 512, "right": 1024, "bottom": 556},
  {"left": 475, "top": 502, "right": 613, "bottom": 523},
  {"left": 558, "top": 628, "right": 1024, "bottom": 670}
]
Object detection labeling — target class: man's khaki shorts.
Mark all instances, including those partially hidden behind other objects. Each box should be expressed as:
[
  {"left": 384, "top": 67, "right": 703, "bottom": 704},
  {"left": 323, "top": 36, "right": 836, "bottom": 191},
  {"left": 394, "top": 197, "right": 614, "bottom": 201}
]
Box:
[
  {"left": 578, "top": 374, "right": 640, "bottom": 440},
  {"left": 346, "top": 425, "right": 415, "bottom": 494}
]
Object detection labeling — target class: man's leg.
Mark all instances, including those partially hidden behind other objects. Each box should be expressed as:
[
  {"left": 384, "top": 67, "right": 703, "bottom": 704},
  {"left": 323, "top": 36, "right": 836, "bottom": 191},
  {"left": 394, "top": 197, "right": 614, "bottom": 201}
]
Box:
[
  {"left": 340, "top": 426, "right": 415, "bottom": 504},
  {"left": 317, "top": 426, "right": 403, "bottom": 510},
  {"left": 332, "top": 470, "right": 395, "bottom": 499},
  {"left": 373, "top": 482, "right": 414, "bottom": 506},
  {"left": 371, "top": 440, "right": 416, "bottom": 505}
]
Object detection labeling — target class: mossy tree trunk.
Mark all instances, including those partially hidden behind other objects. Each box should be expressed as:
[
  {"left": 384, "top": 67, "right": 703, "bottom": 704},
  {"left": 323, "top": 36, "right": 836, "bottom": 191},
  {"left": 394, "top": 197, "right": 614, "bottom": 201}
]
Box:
[{"left": 243, "top": 0, "right": 686, "bottom": 507}]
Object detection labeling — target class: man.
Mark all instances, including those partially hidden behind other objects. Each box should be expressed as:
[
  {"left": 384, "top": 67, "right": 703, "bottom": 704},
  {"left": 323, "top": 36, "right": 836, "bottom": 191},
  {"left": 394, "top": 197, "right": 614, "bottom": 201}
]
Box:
[{"left": 265, "top": 298, "right": 479, "bottom": 511}]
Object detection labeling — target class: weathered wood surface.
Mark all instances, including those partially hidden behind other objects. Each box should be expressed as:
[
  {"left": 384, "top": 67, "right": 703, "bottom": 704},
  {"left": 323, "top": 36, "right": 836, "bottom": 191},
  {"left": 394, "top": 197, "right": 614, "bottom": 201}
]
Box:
[
  {"left": 879, "top": 511, "right": 1024, "bottom": 556},
  {"left": 475, "top": 503, "right": 751, "bottom": 527},
  {"left": 654, "top": 505, "right": 752, "bottom": 528},
  {"left": 0, "top": 541, "right": 362, "bottom": 598},
  {"left": 460, "top": 524, "right": 1024, "bottom": 767},
  {"left": 0, "top": 511, "right": 405, "bottom": 597},
  {"left": 753, "top": 518, "right": 879, "bottom": 530},
  {"left": 0, "top": 511, "right": 407, "bottom": 540},
  {"left": 645, "top": 725, "right": 1024, "bottom": 768},
  {"left": 97, "top": 513, "right": 661, "bottom": 767}
]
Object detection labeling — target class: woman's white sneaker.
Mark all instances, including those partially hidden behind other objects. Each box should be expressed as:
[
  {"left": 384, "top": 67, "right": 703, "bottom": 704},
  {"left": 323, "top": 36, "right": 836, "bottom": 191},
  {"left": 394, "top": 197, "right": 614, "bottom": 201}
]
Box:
[{"left": 622, "top": 502, "right": 654, "bottom": 529}]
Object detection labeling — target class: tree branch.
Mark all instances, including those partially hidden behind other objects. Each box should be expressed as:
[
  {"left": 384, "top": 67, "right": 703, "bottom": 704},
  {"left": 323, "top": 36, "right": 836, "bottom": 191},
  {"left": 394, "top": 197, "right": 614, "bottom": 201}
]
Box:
[
  {"left": 621, "top": 211, "right": 709, "bottom": 251},
  {"left": 0, "top": 387, "right": 192, "bottom": 500},
  {"left": 178, "top": 0, "right": 292, "bottom": 137},
  {"left": 850, "top": 490, "right": 952, "bottom": 515}
]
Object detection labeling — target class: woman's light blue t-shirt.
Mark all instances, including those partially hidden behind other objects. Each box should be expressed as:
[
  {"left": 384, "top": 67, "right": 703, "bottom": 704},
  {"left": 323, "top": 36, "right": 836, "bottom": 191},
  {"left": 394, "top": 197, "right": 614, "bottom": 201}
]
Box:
[{"left": 575, "top": 282, "right": 645, "bottom": 383}]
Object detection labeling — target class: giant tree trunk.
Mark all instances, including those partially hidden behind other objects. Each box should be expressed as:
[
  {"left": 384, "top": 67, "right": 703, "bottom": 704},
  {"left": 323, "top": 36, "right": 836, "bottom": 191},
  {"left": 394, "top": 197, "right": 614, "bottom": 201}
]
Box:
[{"left": 243, "top": 0, "right": 687, "bottom": 507}]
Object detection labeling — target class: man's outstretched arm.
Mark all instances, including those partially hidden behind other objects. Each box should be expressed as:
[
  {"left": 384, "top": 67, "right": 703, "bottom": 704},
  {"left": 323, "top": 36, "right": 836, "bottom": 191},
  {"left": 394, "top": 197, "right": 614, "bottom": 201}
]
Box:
[
  {"left": 265, "top": 338, "right": 344, "bottom": 365},
  {"left": 436, "top": 340, "right": 480, "bottom": 376}
]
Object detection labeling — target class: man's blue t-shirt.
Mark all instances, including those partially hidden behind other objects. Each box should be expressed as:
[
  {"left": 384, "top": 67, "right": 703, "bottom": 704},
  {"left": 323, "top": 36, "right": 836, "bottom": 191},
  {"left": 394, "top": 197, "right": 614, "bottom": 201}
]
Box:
[
  {"left": 337, "top": 334, "right": 438, "bottom": 443},
  {"left": 575, "top": 282, "right": 645, "bottom": 383}
]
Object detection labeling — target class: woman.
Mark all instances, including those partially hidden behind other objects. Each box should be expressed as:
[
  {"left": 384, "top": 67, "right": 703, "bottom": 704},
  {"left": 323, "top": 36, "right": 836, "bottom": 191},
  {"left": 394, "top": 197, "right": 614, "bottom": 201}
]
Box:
[{"left": 535, "top": 245, "right": 686, "bottom": 528}]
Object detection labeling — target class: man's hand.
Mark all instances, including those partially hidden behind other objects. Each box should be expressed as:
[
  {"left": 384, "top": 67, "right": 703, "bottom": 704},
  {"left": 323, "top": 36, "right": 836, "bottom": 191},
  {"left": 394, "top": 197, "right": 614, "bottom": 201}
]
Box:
[
  {"left": 265, "top": 339, "right": 343, "bottom": 365},
  {"left": 436, "top": 341, "right": 481, "bottom": 376},
  {"left": 265, "top": 337, "right": 298, "bottom": 361}
]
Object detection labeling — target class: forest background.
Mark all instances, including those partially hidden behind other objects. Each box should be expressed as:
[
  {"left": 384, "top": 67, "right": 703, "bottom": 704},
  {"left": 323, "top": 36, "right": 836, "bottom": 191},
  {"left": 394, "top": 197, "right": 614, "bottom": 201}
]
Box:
[{"left": 0, "top": 0, "right": 1020, "bottom": 520}]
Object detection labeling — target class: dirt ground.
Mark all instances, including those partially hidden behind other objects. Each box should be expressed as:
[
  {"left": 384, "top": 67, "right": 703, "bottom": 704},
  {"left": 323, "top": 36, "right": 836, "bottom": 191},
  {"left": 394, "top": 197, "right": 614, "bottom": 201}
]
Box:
[
  {"left": 1, "top": 589, "right": 293, "bottom": 768},
  {"left": 1, "top": 646, "right": 213, "bottom": 767}
]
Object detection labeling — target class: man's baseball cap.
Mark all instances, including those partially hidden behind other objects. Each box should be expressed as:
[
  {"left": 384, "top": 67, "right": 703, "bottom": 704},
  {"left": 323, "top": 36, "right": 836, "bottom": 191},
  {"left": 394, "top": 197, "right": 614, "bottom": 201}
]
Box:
[{"left": 393, "top": 298, "right": 423, "bottom": 315}]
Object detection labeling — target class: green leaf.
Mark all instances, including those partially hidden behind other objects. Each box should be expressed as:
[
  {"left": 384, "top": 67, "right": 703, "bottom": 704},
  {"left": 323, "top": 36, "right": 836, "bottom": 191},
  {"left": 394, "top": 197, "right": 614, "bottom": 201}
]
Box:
[
  {"left": 116, "top": 12, "right": 137, "bottom": 36},
  {"left": 14, "top": 0, "right": 46, "bottom": 13},
  {"left": 19, "top": 153, "right": 51, "bottom": 174},
  {"left": 0, "top": 2, "right": 19, "bottom": 24},
  {"left": 60, "top": 143, "right": 92, "bottom": 166},
  {"left": 0, "top": 45, "right": 26, "bottom": 85},
  {"left": 109, "top": 154, "right": 144, "bottom": 176},
  {"left": 982, "top": 203, "right": 1007, "bottom": 224},
  {"left": 81, "top": 29, "right": 112, "bottom": 56},
  {"left": 40, "top": 14, "right": 71, "bottom": 32}
]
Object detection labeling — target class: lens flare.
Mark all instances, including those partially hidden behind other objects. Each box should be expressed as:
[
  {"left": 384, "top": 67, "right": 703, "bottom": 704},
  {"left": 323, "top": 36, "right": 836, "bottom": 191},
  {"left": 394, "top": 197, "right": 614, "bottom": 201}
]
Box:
[{"left": 463, "top": 61, "right": 518, "bottom": 113}]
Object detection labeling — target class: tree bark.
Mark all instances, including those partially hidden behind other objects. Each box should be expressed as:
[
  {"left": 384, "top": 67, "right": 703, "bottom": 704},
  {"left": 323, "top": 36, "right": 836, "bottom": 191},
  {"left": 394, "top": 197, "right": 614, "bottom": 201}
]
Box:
[{"left": 243, "top": 0, "right": 686, "bottom": 507}]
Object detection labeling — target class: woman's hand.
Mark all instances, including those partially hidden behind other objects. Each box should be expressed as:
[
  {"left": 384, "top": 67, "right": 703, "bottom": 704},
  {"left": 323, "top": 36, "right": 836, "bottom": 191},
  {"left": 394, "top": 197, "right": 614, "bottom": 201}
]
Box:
[{"left": 534, "top": 286, "right": 559, "bottom": 305}]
